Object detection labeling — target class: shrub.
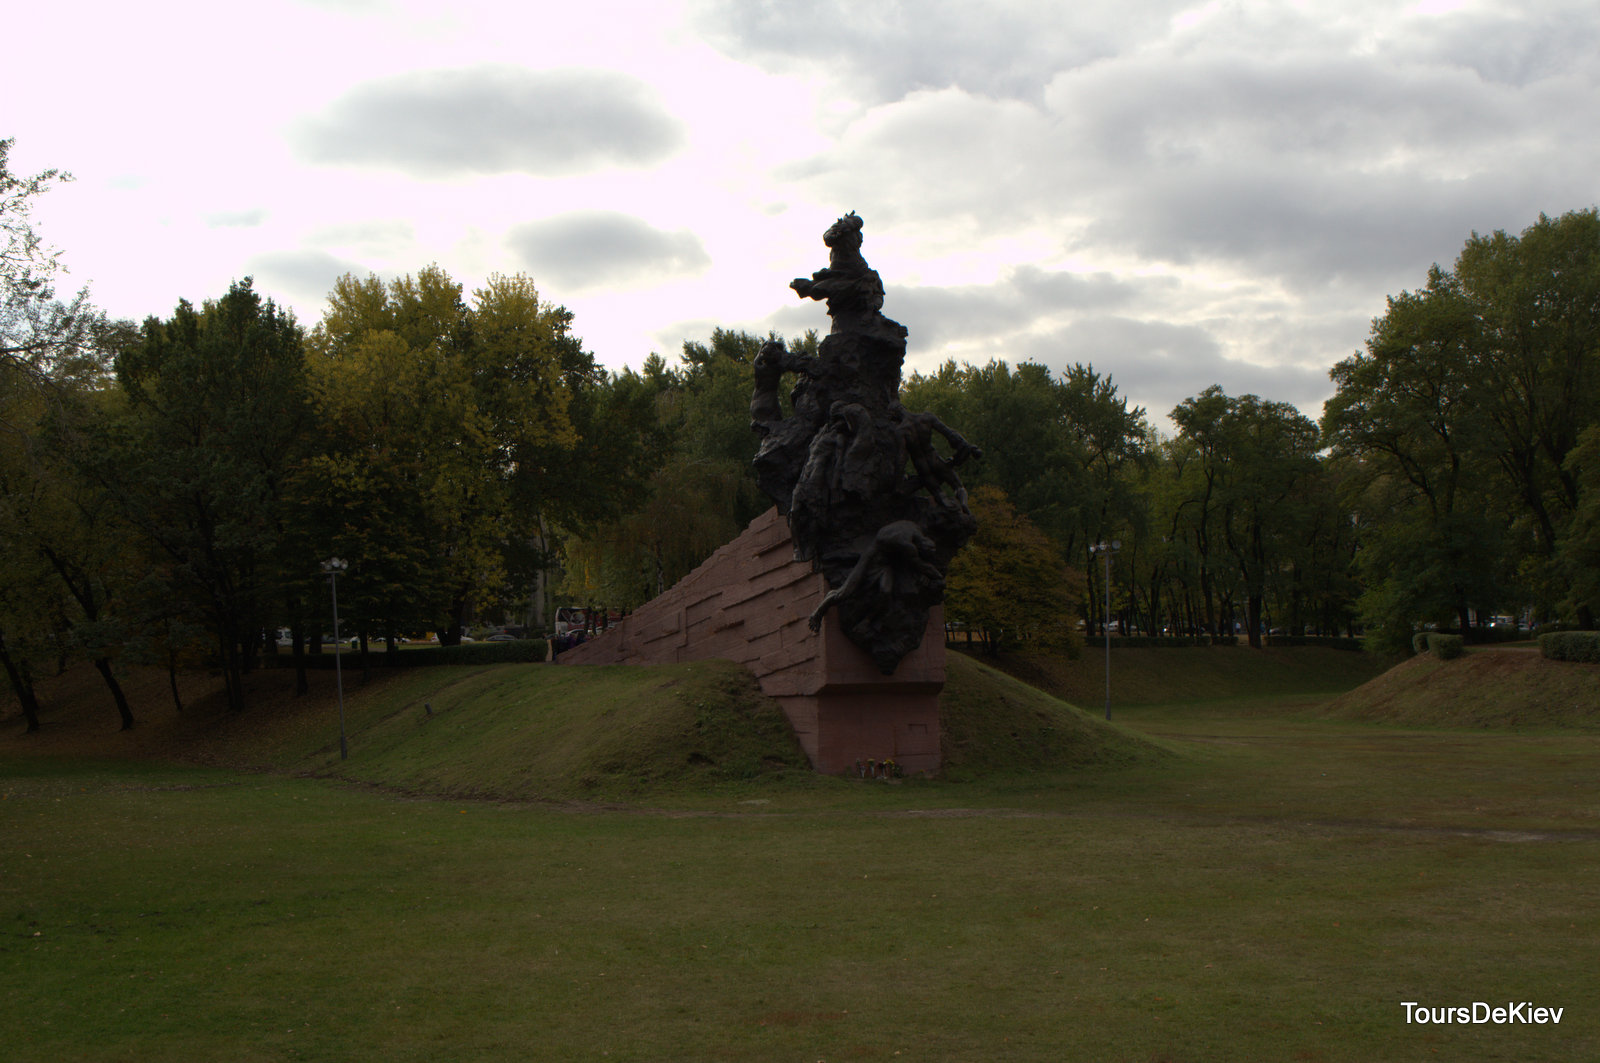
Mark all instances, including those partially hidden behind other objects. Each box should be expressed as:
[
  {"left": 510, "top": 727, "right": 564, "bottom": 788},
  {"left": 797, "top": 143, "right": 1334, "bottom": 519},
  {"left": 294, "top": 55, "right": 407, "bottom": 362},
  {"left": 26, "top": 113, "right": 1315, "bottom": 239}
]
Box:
[
  {"left": 1539, "top": 631, "right": 1600, "bottom": 663},
  {"left": 1427, "top": 633, "right": 1465, "bottom": 660},
  {"left": 1413, "top": 632, "right": 1432, "bottom": 655}
]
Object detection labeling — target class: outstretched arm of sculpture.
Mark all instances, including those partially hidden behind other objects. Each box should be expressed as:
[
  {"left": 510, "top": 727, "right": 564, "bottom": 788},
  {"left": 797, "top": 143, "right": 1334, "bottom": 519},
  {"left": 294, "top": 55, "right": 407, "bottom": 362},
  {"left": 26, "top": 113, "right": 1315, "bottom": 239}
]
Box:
[
  {"left": 925, "top": 412, "right": 983, "bottom": 466},
  {"left": 899, "top": 410, "right": 983, "bottom": 506},
  {"left": 808, "top": 521, "right": 944, "bottom": 633},
  {"left": 749, "top": 339, "right": 790, "bottom": 431}
]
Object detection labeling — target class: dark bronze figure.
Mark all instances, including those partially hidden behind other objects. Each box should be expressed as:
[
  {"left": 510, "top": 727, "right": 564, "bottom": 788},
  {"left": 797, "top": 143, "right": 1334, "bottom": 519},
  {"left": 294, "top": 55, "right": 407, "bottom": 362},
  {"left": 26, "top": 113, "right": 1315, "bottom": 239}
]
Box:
[{"left": 754, "top": 213, "right": 980, "bottom": 673}]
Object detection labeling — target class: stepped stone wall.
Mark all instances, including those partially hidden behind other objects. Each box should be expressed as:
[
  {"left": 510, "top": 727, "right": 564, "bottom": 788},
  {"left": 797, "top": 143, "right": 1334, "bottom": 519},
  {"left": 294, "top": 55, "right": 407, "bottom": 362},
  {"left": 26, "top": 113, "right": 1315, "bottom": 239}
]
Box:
[{"left": 557, "top": 507, "right": 943, "bottom": 774}]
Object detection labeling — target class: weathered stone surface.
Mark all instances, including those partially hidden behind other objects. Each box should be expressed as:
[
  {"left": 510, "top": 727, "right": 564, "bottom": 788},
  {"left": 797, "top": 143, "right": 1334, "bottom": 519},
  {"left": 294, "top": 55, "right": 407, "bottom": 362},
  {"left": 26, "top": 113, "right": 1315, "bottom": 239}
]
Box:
[{"left": 558, "top": 507, "right": 943, "bottom": 773}]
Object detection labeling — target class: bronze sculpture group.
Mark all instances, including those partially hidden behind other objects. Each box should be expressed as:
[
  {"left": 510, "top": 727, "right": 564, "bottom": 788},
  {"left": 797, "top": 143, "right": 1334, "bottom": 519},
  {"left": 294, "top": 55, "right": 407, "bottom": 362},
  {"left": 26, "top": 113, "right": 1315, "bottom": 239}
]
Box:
[{"left": 751, "top": 213, "right": 980, "bottom": 673}]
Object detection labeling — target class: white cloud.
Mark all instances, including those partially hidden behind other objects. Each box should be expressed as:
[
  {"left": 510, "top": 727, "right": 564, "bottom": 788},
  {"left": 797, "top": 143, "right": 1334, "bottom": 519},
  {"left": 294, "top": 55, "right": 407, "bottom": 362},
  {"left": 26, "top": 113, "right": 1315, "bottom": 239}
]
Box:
[
  {"left": 292, "top": 66, "right": 686, "bottom": 178},
  {"left": 507, "top": 212, "right": 711, "bottom": 292},
  {"left": 246, "top": 249, "right": 371, "bottom": 312}
]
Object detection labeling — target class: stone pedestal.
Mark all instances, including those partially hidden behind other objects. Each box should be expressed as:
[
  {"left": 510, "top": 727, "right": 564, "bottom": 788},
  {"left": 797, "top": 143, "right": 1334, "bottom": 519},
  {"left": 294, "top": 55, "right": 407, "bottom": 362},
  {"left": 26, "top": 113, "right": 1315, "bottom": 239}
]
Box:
[{"left": 557, "top": 507, "right": 944, "bottom": 774}]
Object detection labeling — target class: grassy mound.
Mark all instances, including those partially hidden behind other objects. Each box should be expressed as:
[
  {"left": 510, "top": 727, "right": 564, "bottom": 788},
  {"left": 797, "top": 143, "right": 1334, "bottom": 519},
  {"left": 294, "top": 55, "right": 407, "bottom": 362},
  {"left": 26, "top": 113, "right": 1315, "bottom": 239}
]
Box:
[
  {"left": 959, "top": 643, "right": 1390, "bottom": 707},
  {"left": 1, "top": 660, "right": 813, "bottom": 797},
  {"left": 311, "top": 659, "right": 814, "bottom": 799},
  {"left": 938, "top": 651, "right": 1172, "bottom": 777},
  {"left": 1322, "top": 646, "right": 1600, "bottom": 730},
  {"left": 6, "top": 651, "right": 1170, "bottom": 795}
]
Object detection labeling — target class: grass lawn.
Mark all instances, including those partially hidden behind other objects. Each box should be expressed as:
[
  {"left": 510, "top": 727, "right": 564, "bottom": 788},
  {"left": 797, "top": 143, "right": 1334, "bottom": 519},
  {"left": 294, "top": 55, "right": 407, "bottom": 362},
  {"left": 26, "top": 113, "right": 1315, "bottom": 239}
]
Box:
[{"left": 2, "top": 650, "right": 1597, "bottom": 1061}]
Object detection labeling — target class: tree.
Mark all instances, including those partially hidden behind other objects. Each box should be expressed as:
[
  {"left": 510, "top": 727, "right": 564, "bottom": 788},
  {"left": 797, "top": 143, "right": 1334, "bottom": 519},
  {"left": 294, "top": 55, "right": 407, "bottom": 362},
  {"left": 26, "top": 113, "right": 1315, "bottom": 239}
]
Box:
[
  {"left": 945, "top": 485, "right": 1083, "bottom": 654},
  {"left": 106, "top": 279, "right": 311, "bottom": 713},
  {"left": 1453, "top": 210, "right": 1600, "bottom": 621},
  {"left": 0, "top": 397, "right": 141, "bottom": 729},
  {"left": 1322, "top": 268, "right": 1511, "bottom": 647},
  {"left": 1556, "top": 425, "right": 1600, "bottom": 622},
  {"left": 1, "top": 138, "right": 135, "bottom": 726},
  {"left": 1, "top": 138, "right": 111, "bottom": 403},
  {"left": 303, "top": 267, "right": 595, "bottom": 643},
  {"left": 902, "top": 360, "right": 1148, "bottom": 637},
  {"left": 1323, "top": 209, "right": 1600, "bottom": 635},
  {"left": 557, "top": 330, "right": 817, "bottom": 609},
  {"left": 1172, "top": 387, "right": 1321, "bottom": 648},
  {"left": 903, "top": 360, "right": 1092, "bottom": 549}
]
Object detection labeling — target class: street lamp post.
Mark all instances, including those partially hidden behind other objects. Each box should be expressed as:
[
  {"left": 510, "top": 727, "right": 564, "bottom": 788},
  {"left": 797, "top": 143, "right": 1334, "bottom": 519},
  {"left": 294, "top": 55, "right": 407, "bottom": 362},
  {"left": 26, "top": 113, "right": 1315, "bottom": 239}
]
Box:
[
  {"left": 1090, "top": 540, "right": 1120, "bottom": 721},
  {"left": 321, "top": 558, "right": 349, "bottom": 760}
]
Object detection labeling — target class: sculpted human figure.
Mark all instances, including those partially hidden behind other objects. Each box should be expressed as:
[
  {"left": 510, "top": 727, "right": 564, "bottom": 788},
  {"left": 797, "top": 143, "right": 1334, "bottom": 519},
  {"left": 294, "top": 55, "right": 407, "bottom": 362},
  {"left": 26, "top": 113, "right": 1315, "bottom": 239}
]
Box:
[
  {"left": 790, "top": 212, "right": 882, "bottom": 316},
  {"left": 895, "top": 406, "right": 983, "bottom": 507},
  {"left": 789, "top": 402, "right": 862, "bottom": 561},
  {"left": 750, "top": 338, "right": 818, "bottom": 437},
  {"left": 808, "top": 520, "right": 945, "bottom": 634},
  {"left": 755, "top": 213, "right": 979, "bottom": 673},
  {"left": 749, "top": 338, "right": 790, "bottom": 433}
]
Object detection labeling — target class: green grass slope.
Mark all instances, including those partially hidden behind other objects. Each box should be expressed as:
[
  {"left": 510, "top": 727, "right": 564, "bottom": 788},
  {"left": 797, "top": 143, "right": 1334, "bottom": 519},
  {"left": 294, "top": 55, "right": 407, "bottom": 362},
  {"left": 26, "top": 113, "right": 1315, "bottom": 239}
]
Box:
[
  {"left": 961, "top": 643, "right": 1390, "bottom": 707},
  {"left": 4, "top": 652, "right": 1170, "bottom": 795},
  {"left": 1322, "top": 646, "right": 1600, "bottom": 730},
  {"left": 274, "top": 653, "right": 1169, "bottom": 794},
  {"left": 938, "top": 651, "right": 1172, "bottom": 777},
  {"left": 307, "top": 660, "right": 816, "bottom": 798}
]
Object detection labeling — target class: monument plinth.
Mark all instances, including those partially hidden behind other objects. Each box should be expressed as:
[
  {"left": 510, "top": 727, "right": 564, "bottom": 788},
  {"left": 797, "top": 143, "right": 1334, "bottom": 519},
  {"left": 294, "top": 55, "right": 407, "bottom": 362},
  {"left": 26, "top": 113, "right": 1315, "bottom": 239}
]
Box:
[{"left": 556, "top": 507, "right": 942, "bottom": 773}]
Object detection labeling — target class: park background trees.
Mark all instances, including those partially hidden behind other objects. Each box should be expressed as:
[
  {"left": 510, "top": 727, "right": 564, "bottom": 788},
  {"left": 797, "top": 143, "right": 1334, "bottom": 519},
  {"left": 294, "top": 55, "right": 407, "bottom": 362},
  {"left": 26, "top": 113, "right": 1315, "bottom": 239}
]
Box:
[
  {"left": 1324, "top": 209, "right": 1600, "bottom": 648},
  {"left": 3, "top": 135, "right": 1597, "bottom": 720}
]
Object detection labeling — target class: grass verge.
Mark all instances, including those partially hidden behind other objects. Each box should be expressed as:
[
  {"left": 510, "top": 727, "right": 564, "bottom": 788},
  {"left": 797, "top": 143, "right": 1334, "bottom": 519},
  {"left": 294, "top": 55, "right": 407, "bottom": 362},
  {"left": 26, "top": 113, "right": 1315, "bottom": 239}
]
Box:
[{"left": 4, "top": 721, "right": 1597, "bottom": 1062}]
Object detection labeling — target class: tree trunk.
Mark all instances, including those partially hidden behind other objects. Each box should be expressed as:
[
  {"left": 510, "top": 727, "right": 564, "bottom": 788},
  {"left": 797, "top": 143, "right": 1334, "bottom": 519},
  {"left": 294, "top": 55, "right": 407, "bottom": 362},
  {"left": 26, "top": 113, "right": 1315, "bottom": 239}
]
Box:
[
  {"left": 92, "top": 657, "right": 135, "bottom": 730},
  {"left": 218, "top": 629, "right": 245, "bottom": 714},
  {"left": 292, "top": 625, "right": 308, "bottom": 697},
  {"left": 1246, "top": 594, "right": 1264, "bottom": 649},
  {"left": 167, "top": 648, "right": 184, "bottom": 713},
  {"left": 0, "top": 631, "right": 42, "bottom": 734}
]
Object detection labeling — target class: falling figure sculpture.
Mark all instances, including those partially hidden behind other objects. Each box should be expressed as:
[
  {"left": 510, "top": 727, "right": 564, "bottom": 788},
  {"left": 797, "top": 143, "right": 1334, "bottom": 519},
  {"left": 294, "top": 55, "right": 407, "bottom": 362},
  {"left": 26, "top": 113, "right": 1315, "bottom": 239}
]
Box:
[{"left": 753, "top": 213, "right": 980, "bottom": 674}]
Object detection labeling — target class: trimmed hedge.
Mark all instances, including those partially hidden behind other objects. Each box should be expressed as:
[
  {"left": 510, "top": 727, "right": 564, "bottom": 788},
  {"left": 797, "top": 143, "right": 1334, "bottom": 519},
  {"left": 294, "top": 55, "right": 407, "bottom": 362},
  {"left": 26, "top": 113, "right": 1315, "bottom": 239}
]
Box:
[
  {"left": 1427, "top": 633, "right": 1465, "bottom": 660},
  {"left": 1264, "top": 635, "right": 1365, "bottom": 651},
  {"left": 271, "top": 640, "right": 548, "bottom": 669},
  {"left": 1539, "top": 630, "right": 1600, "bottom": 664},
  {"left": 1413, "top": 632, "right": 1432, "bottom": 655},
  {"left": 1103, "top": 635, "right": 1240, "bottom": 648}
]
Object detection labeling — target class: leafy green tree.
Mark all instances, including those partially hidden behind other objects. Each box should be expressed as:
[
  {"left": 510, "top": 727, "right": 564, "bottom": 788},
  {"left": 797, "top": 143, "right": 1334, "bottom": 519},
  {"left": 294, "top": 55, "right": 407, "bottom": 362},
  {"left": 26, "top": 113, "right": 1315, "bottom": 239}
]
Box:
[
  {"left": 903, "top": 360, "right": 1091, "bottom": 550},
  {"left": 1556, "top": 425, "right": 1600, "bottom": 622},
  {"left": 903, "top": 359, "right": 1149, "bottom": 635},
  {"left": 0, "top": 421, "right": 57, "bottom": 729},
  {"left": 1324, "top": 209, "right": 1600, "bottom": 636},
  {"left": 945, "top": 485, "right": 1083, "bottom": 654},
  {"left": 302, "top": 267, "right": 593, "bottom": 644},
  {"left": 1172, "top": 387, "right": 1321, "bottom": 648},
  {"left": 1, "top": 139, "right": 142, "bottom": 725},
  {"left": 106, "top": 279, "right": 311, "bottom": 713},
  {"left": 1322, "top": 268, "right": 1511, "bottom": 647},
  {"left": 1, "top": 138, "right": 111, "bottom": 396},
  {"left": 557, "top": 329, "right": 816, "bottom": 610},
  {"left": 1453, "top": 210, "right": 1600, "bottom": 620},
  {"left": 0, "top": 406, "right": 141, "bottom": 729}
]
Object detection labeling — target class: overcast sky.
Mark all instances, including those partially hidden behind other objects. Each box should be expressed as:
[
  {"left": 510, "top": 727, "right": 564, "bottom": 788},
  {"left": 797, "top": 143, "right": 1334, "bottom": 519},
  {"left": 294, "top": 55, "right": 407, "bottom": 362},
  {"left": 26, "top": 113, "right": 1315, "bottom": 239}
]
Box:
[{"left": 10, "top": 0, "right": 1599, "bottom": 428}]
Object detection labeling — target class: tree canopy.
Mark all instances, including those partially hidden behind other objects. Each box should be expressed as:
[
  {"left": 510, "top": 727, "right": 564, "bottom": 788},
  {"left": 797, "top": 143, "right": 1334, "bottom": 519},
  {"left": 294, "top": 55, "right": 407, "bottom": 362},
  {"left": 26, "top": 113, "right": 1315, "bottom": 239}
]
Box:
[{"left": 4, "top": 148, "right": 1597, "bottom": 726}]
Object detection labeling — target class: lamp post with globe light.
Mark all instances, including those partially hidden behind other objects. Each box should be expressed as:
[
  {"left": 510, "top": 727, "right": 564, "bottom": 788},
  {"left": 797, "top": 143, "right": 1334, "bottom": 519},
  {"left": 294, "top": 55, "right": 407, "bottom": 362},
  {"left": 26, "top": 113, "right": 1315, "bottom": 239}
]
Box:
[
  {"left": 321, "top": 558, "right": 349, "bottom": 760},
  {"left": 1089, "top": 540, "right": 1120, "bottom": 720}
]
